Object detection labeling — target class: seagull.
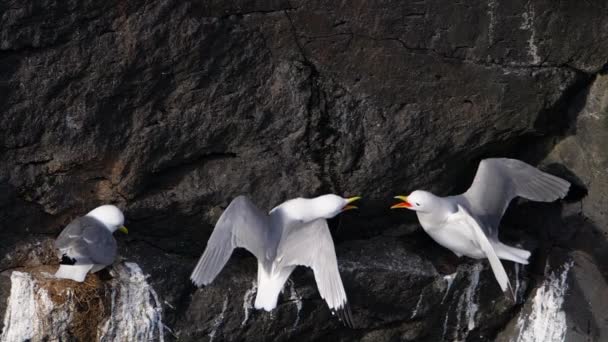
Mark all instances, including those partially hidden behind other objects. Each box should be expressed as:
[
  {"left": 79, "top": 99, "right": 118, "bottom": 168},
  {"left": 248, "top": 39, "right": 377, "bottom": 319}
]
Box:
[
  {"left": 190, "top": 194, "right": 361, "bottom": 327},
  {"left": 391, "top": 158, "right": 570, "bottom": 297},
  {"left": 54, "top": 205, "right": 128, "bottom": 282}
]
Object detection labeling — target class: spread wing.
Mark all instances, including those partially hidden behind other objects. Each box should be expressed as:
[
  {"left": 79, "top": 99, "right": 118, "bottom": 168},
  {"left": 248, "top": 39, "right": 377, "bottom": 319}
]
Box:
[
  {"left": 275, "top": 219, "right": 354, "bottom": 327},
  {"left": 462, "top": 158, "right": 570, "bottom": 238},
  {"left": 54, "top": 216, "right": 117, "bottom": 265},
  {"left": 452, "top": 205, "right": 514, "bottom": 299},
  {"left": 190, "top": 196, "right": 270, "bottom": 287}
]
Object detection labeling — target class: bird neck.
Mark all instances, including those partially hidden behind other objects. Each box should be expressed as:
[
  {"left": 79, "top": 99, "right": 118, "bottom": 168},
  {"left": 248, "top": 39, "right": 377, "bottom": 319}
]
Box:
[
  {"left": 416, "top": 197, "right": 455, "bottom": 228},
  {"left": 271, "top": 198, "right": 332, "bottom": 224}
]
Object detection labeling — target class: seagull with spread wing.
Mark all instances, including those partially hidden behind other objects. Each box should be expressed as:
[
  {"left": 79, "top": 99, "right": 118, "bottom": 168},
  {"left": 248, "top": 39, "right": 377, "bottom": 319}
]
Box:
[
  {"left": 190, "top": 194, "right": 361, "bottom": 327},
  {"left": 391, "top": 158, "right": 570, "bottom": 297}
]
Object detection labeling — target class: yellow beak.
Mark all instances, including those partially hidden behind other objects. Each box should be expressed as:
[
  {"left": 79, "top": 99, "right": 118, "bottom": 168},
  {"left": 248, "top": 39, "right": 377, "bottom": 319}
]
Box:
[
  {"left": 343, "top": 196, "right": 362, "bottom": 211},
  {"left": 118, "top": 225, "right": 129, "bottom": 234},
  {"left": 391, "top": 195, "right": 412, "bottom": 209}
]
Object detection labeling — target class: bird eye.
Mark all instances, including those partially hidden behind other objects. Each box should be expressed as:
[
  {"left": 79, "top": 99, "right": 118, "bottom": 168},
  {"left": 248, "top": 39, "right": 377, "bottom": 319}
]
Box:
[{"left": 415, "top": 202, "right": 421, "bottom": 206}]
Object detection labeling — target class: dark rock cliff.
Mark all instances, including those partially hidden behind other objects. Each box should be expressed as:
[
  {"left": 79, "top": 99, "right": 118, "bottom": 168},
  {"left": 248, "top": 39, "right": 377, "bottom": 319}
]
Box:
[{"left": 1, "top": 0, "right": 607, "bottom": 341}]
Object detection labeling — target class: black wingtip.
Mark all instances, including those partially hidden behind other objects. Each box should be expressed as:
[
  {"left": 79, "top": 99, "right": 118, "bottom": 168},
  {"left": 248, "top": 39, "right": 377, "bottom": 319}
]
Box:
[
  {"left": 60, "top": 254, "right": 76, "bottom": 265},
  {"left": 334, "top": 303, "right": 355, "bottom": 328}
]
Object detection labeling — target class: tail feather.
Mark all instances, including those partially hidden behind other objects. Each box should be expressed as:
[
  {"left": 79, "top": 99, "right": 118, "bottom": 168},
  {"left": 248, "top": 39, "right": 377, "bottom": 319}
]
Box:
[
  {"left": 254, "top": 264, "right": 294, "bottom": 311},
  {"left": 494, "top": 243, "right": 530, "bottom": 265},
  {"left": 55, "top": 264, "right": 94, "bottom": 282},
  {"left": 90, "top": 264, "right": 107, "bottom": 273}
]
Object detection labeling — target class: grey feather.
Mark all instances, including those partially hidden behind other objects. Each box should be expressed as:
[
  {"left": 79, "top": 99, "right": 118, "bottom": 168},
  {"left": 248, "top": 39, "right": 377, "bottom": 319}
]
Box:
[
  {"left": 55, "top": 216, "right": 117, "bottom": 265},
  {"left": 190, "top": 196, "right": 272, "bottom": 287},
  {"left": 461, "top": 158, "right": 570, "bottom": 238}
]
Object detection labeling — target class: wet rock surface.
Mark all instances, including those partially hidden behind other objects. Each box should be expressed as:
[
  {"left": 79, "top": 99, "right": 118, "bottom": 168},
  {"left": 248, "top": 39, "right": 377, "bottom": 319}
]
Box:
[{"left": 1, "top": 0, "right": 608, "bottom": 341}]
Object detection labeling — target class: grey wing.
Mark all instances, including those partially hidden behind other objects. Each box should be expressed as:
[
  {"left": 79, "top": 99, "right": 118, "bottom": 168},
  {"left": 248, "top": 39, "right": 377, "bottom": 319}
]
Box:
[
  {"left": 462, "top": 158, "right": 570, "bottom": 238},
  {"left": 81, "top": 222, "right": 117, "bottom": 265},
  {"left": 276, "top": 219, "right": 354, "bottom": 327},
  {"left": 55, "top": 218, "right": 85, "bottom": 255},
  {"left": 55, "top": 216, "right": 117, "bottom": 265},
  {"left": 190, "top": 196, "right": 270, "bottom": 287}
]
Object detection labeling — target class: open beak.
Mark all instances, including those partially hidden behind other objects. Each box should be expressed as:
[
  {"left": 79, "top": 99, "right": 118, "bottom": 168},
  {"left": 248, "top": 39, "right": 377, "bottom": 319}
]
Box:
[
  {"left": 391, "top": 195, "right": 412, "bottom": 209},
  {"left": 342, "top": 196, "right": 362, "bottom": 211},
  {"left": 118, "top": 225, "right": 129, "bottom": 234}
]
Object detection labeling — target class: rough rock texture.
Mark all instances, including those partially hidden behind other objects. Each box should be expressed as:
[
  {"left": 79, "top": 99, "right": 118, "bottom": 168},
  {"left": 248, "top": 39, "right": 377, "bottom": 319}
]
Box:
[
  {"left": 544, "top": 73, "right": 608, "bottom": 231},
  {"left": 1, "top": 0, "right": 608, "bottom": 341},
  {"left": 0, "top": 251, "right": 164, "bottom": 342}
]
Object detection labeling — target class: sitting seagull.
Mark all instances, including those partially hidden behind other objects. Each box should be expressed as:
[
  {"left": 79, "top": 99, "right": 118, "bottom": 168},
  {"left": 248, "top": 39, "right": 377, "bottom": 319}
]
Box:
[
  {"left": 391, "top": 158, "right": 569, "bottom": 297},
  {"left": 54, "top": 205, "right": 128, "bottom": 282},
  {"left": 190, "top": 194, "right": 361, "bottom": 327}
]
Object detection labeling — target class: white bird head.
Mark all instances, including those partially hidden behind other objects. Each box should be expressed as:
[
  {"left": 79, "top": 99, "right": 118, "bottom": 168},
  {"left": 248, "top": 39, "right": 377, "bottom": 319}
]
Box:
[
  {"left": 272, "top": 194, "right": 362, "bottom": 223},
  {"left": 390, "top": 190, "right": 439, "bottom": 213},
  {"left": 86, "top": 205, "right": 128, "bottom": 233}
]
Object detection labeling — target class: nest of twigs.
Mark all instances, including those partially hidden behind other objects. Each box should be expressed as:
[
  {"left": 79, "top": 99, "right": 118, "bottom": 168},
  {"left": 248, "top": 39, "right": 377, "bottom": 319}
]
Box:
[{"left": 26, "top": 265, "right": 111, "bottom": 342}]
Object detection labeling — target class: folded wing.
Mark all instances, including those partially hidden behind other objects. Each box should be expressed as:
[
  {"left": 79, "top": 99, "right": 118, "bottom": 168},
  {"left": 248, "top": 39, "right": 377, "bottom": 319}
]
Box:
[
  {"left": 454, "top": 205, "right": 514, "bottom": 299},
  {"left": 55, "top": 216, "right": 117, "bottom": 266},
  {"left": 275, "top": 219, "right": 354, "bottom": 327},
  {"left": 190, "top": 196, "right": 270, "bottom": 287},
  {"left": 462, "top": 158, "right": 570, "bottom": 238}
]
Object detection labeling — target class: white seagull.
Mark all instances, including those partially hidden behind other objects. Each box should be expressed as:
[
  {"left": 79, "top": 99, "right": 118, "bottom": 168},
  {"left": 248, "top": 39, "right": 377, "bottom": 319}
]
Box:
[
  {"left": 391, "top": 158, "right": 570, "bottom": 297},
  {"left": 54, "top": 205, "right": 128, "bottom": 282},
  {"left": 190, "top": 194, "right": 361, "bottom": 327}
]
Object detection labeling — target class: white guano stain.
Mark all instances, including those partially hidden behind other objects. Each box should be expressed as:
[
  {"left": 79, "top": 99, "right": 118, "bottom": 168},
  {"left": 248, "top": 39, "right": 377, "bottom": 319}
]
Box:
[
  {"left": 2, "top": 263, "right": 165, "bottom": 342},
  {"left": 453, "top": 263, "right": 482, "bottom": 340},
  {"left": 0, "top": 272, "right": 73, "bottom": 342},
  {"left": 520, "top": 3, "right": 541, "bottom": 65},
  {"left": 98, "top": 262, "right": 165, "bottom": 342},
  {"left": 209, "top": 296, "right": 229, "bottom": 342},
  {"left": 464, "top": 264, "right": 482, "bottom": 331},
  {"left": 410, "top": 290, "right": 425, "bottom": 319},
  {"left": 241, "top": 281, "right": 257, "bottom": 326},
  {"left": 441, "top": 264, "right": 482, "bottom": 341},
  {"left": 442, "top": 272, "right": 458, "bottom": 304},
  {"left": 441, "top": 300, "right": 454, "bottom": 341},
  {"left": 514, "top": 263, "right": 527, "bottom": 303},
  {"left": 513, "top": 260, "right": 574, "bottom": 342},
  {"left": 487, "top": 0, "right": 498, "bottom": 44},
  {"left": 288, "top": 281, "right": 303, "bottom": 329}
]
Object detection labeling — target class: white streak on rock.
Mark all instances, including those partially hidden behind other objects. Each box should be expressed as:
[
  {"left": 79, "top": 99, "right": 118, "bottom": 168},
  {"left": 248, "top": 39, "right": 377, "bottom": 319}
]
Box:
[
  {"left": 514, "top": 263, "right": 526, "bottom": 303},
  {"left": 514, "top": 263, "right": 520, "bottom": 294},
  {"left": 520, "top": 3, "right": 541, "bottom": 65},
  {"left": 99, "top": 262, "right": 165, "bottom": 342},
  {"left": 441, "top": 300, "right": 454, "bottom": 341},
  {"left": 442, "top": 272, "right": 457, "bottom": 303},
  {"left": 453, "top": 263, "right": 482, "bottom": 340},
  {"left": 464, "top": 264, "right": 482, "bottom": 331},
  {"left": 209, "top": 296, "right": 229, "bottom": 342},
  {"left": 513, "top": 261, "right": 573, "bottom": 342},
  {"left": 241, "top": 281, "right": 257, "bottom": 326},
  {"left": 410, "top": 290, "right": 424, "bottom": 319},
  {"left": 487, "top": 0, "right": 498, "bottom": 44},
  {"left": 1, "top": 271, "right": 73, "bottom": 342},
  {"left": 163, "top": 301, "right": 175, "bottom": 310},
  {"left": 0, "top": 272, "right": 39, "bottom": 342},
  {"left": 288, "top": 281, "right": 303, "bottom": 329}
]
